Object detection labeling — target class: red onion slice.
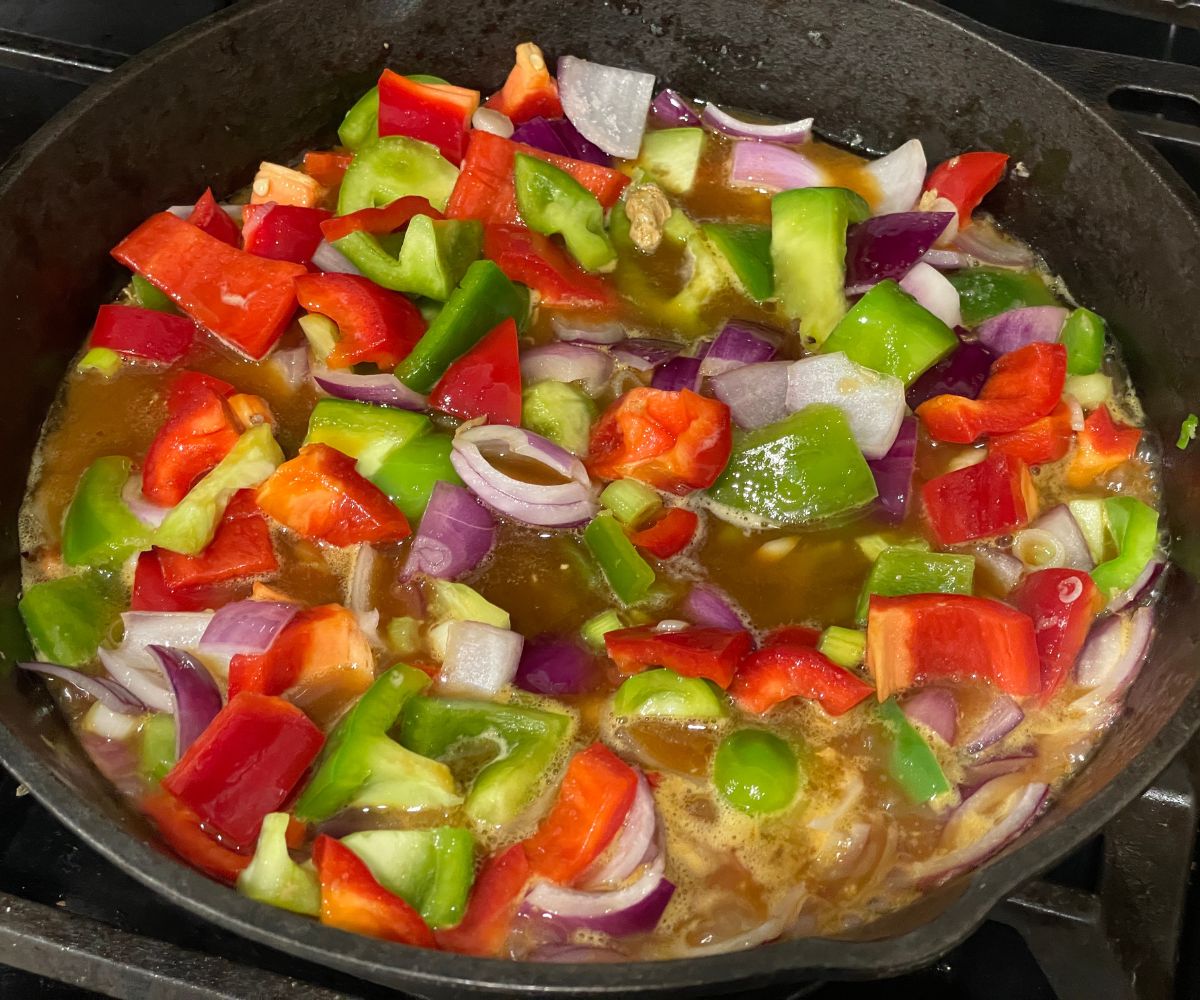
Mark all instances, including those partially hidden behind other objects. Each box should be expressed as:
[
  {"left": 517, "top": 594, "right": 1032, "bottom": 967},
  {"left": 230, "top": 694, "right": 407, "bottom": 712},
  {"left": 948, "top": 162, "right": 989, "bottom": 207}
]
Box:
[
  {"left": 906, "top": 339, "right": 996, "bottom": 409},
  {"left": 438, "top": 620, "right": 524, "bottom": 697},
  {"left": 199, "top": 600, "right": 297, "bottom": 657},
  {"left": 651, "top": 356, "right": 702, "bottom": 393},
  {"left": 921, "top": 248, "right": 975, "bottom": 270},
  {"left": 953, "top": 220, "right": 1035, "bottom": 269},
  {"left": 711, "top": 360, "right": 792, "bottom": 430},
  {"left": 347, "top": 543, "right": 376, "bottom": 615},
  {"left": 18, "top": 662, "right": 147, "bottom": 715},
  {"left": 845, "top": 213, "right": 953, "bottom": 291},
  {"left": 975, "top": 306, "right": 1069, "bottom": 352},
  {"left": 147, "top": 645, "right": 223, "bottom": 756},
  {"left": 682, "top": 584, "right": 746, "bottom": 631},
  {"left": 901, "top": 687, "right": 958, "bottom": 744},
  {"left": 520, "top": 343, "right": 614, "bottom": 396},
  {"left": 310, "top": 239, "right": 362, "bottom": 275},
  {"left": 511, "top": 116, "right": 610, "bottom": 167},
  {"left": 785, "top": 352, "right": 906, "bottom": 460},
  {"left": 650, "top": 89, "right": 700, "bottom": 127},
  {"left": 729, "top": 141, "right": 824, "bottom": 191},
  {"left": 1074, "top": 606, "right": 1154, "bottom": 700},
  {"left": 962, "top": 693, "right": 1025, "bottom": 754},
  {"left": 521, "top": 853, "right": 673, "bottom": 936},
  {"left": 582, "top": 771, "right": 658, "bottom": 889},
  {"left": 899, "top": 261, "right": 962, "bottom": 329},
  {"left": 863, "top": 139, "right": 926, "bottom": 215},
  {"left": 701, "top": 103, "right": 813, "bottom": 144},
  {"left": 698, "top": 321, "right": 780, "bottom": 378},
  {"left": 515, "top": 635, "right": 596, "bottom": 695},
  {"left": 610, "top": 338, "right": 680, "bottom": 371},
  {"left": 960, "top": 751, "right": 1036, "bottom": 798},
  {"left": 557, "top": 56, "right": 654, "bottom": 159},
  {"left": 268, "top": 345, "right": 311, "bottom": 390},
  {"left": 403, "top": 481, "right": 495, "bottom": 580},
  {"left": 311, "top": 364, "right": 428, "bottom": 411},
  {"left": 122, "top": 476, "right": 171, "bottom": 530},
  {"left": 98, "top": 647, "right": 173, "bottom": 714},
  {"left": 1030, "top": 505, "right": 1093, "bottom": 571},
  {"left": 866, "top": 415, "right": 917, "bottom": 524},
  {"left": 1106, "top": 560, "right": 1164, "bottom": 613},
  {"left": 552, "top": 317, "right": 625, "bottom": 345}
]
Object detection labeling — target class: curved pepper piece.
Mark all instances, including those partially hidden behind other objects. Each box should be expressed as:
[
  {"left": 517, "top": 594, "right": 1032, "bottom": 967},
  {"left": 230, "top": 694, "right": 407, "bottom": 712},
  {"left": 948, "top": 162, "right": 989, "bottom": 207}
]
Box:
[
  {"left": 295, "top": 273, "right": 426, "bottom": 370},
  {"left": 1011, "top": 568, "right": 1103, "bottom": 700},
  {"left": 483, "top": 223, "right": 614, "bottom": 309},
  {"left": 143, "top": 371, "right": 240, "bottom": 506},
  {"left": 1091, "top": 496, "right": 1159, "bottom": 596},
  {"left": 730, "top": 643, "right": 873, "bottom": 716},
  {"left": 378, "top": 68, "right": 479, "bottom": 166},
  {"left": 241, "top": 203, "right": 330, "bottom": 265},
  {"left": 627, "top": 506, "right": 699, "bottom": 559},
  {"left": 1065, "top": 404, "right": 1141, "bottom": 489},
  {"left": 61, "top": 456, "right": 154, "bottom": 567},
  {"left": 989, "top": 401, "right": 1074, "bottom": 466},
  {"left": 513, "top": 153, "right": 615, "bottom": 272},
  {"left": 921, "top": 452, "right": 1037, "bottom": 546},
  {"left": 89, "top": 304, "right": 196, "bottom": 364},
  {"left": 876, "top": 699, "right": 950, "bottom": 804},
  {"left": 186, "top": 188, "right": 240, "bottom": 246},
  {"left": 485, "top": 42, "right": 563, "bottom": 124},
  {"left": 436, "top": 843, "right": 531, "bottom": 956},
  {"left": 604, "top": 624, "right": 753, "bottom": 689},
  {"left": 923, "top": 151, "right": 1009, "bottom": 225}
]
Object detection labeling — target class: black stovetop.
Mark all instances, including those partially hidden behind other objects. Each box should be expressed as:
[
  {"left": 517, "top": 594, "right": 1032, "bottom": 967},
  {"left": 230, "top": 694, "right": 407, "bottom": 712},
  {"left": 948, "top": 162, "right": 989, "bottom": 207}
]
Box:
[{"left": 2, "top": 1, "right": 1200, "bottom": 997}]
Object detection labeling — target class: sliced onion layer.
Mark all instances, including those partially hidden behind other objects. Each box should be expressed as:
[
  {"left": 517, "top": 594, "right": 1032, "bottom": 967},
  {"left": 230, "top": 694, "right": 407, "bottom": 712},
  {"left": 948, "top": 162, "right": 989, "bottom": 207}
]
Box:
[
  {"left": 975, "top": 306, "right": 1069, "bottom": 353},
  {"left": 404, "top": 481, "right": 495, "bottom": 581},
  {"left": 311, "top": 364, "right": 428, "bottom": 411},
  {"left": 651, "top": 356, "right": 701, "bottom": 393},
  {"left": 199, "top": 600, "right": 298, "bottom": 657},
  {"left": 582, "top": 770, "right": 658, "bottom": 889},
  {"left": 521, "top": 343, "right": 614, "bottom": 396},
  {"left": 521, "top": 853, "right": 673, "bottom": 936},
  {"left": 552, "top": 316, "right": 625, "bottom": 345},
  {"left": 1030, "top": 505, "right": 1093, "bottom": 571},
  {"left": 863, "top": 139, "right": 926, "bottom": 215},
  {"left": 1107, "top": 560, "right": 1164, "bottom": 613},
  {"left": 268, "top": 345, "right": 311, "bottom": 391},
  {"left": 148, "top": 645, "right": 222, "bottom": 756},
  {"left": 786, "top": 352, "right": 906, "bottom": 459},
  {"left": 1074, "top": 606, "right": 1154, "bottom": 700},
  {"left": 650, "top": 89, "right": 700, "bottom": 127},
  {"left": 310, "top": 240, "right": 362, "bottom": 275},
  {"left": 18, "top": 662, "right": 146, "bottom": 715},
  {"left": 729, "top": 140, "right": 824, "bottom": 192},
  {"left": 906, "top": 339, "right": 995, "bottom": 409},
  {"left": 699, "top": 321, "right": 779, "bottom": 378},
  {"left": 701, "top": 103, "right": 813, "bottom": 144},
  {"left": 899, "top": 261, "right": 962, "bottom": 329},
  {"left": 610, "top": 338, "right": 680, "bottom": 371},
  {"left": 711, "top": 360, "right": 791, "bottom": 430},
  {"left": 953, "top": 219, "right": 1035, "bottom": 269},
  {"left": 867, "top": 415, "right": 917, "bottom": 524},
  {"left": 515, "top": 636, "right": 596, "bottom": 696},
  {"left": 510, "top": 116, "right": 610, "bottom": 166},
  {"left": 901, "top": 687, "right": 957, "bottom": 744},
  {"left": 962, "top": 693, "right": 1024, "bottom": 754},
  {"left": 557, "top": 56, "right": 654, "bottom": 159},
  {"left": 682, "top": 584, "right": 745, "bottom": 630},
  {"left": 122, "top": 476, "right": 171, "bottom": 530},
  {"left": 438, "top": 620, "right": 524, "bottom": 698},
  {"left": 962, "top": 544, "right": 1024, "bottom": 595},
  {"left": 845, "top": 213, "right": 953, "bottom": 291}
]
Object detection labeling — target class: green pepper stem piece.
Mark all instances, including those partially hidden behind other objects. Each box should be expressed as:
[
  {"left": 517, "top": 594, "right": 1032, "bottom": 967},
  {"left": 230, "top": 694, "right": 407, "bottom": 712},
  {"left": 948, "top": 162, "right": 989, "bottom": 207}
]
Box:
[
  {"left": 817, "top": 627, "right": 867, "bottom": 669},
  {"left": 599, "top": 478, "right": 661, "bottom": 528},
  {"left": 581, "top": 609, "right": 624, "bottom": 650}
]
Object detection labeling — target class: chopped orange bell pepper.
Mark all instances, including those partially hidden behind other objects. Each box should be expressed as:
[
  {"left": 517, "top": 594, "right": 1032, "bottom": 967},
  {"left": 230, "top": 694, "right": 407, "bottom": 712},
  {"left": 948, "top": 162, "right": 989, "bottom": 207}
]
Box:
[
  {"left": 989, "top": 400, "right": 1074, "bottom": 465},
  {"left": 251, "top": 161, "right": 325, "bottom": 207},
  {"left": 485, "top": 42, "right": 564, "bottom": 124},
  {"left": 1066, "top": 405, "right": 1141, "bottom": 488}
]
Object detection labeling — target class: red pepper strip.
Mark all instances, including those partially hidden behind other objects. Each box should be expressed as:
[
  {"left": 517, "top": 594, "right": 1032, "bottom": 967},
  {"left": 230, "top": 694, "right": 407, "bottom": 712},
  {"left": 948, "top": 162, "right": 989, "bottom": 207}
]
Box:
[
  {"left": 157, "top": 490, "right": 277, "bottom": 589},
  {"left": 484, "top": 43, "right": 563, "bottom": 125},
  {"left": 89, "top": 304, "right": 196, "bottom": 363},
  {"left": 446, "top": 130, "right": 629, "bottom": 226},
  {"left": 255, "top": 444, "right": 412, "bottom": 547},
  {"left": 604, "top": 625, "right": 753, "bottom": 689},
  {"left": 241, "top": 203, "right": 331, "bottom": 265},
  {"left": 924, "top": 151, "right": 1010, "bottom": 223},
  {"left": 320, "top": 196, "right": 444, "bottom": 244},
  {"left": 763, "top": 624, "right": 823, "bottom": 648},
  {"left": 1066, "top": 405, "right": 1142, "bottom": 489},
  {"left": 377, "top": 69, "right": 480, "bottom": 166},
  {"left": 588, "top": 388, "right": 733, "bottom": 494},
  {"left": 921, "top": 452, "right": 1037, "bottom": 546},
  {"left": 523, "top": 743, "right": 638, "bottom": 885},
  {"left": 312, "top": 835, "right": 438, "bottom": 948},
  {"left": 729, "top": 644, "right": 874, "bottom": 716},
  {"left": 916, "top": 342, "right": 1067, "bottom": 445},
  {"left": 1010, "top": 568, "right": 1103, "bottom": 701},
  {"left": 162, "top": 692, "right": 324, "bottom": 848},
  {"left": 131, "top": 551, "right": 228, "bottom": 612},
  {"left": 989, "top": 401, "right": 1074, "bottom": 466},
  {"left": 303, "top": 150, "right": 353, "bottom": 189},
  {"left": 142, "top": 371, "right": 242, "bottom": 506},
  {"left": 436, "top": 843, "right": 531, "bottom": 956},
  {"left": 140, "top": 790, "right": 250, "bottom": 884},
  {"left": 112, "top": 212, "right": 306, "bottom": 360},
  {"left": 482, "top": 224, "right": 615, "bottom": 309},
  {"left": 429, "top": 318, "right": 522, "bottom": 426},
  {"left": 866, "top": 593, "right": 1041, "bottom": 700},
  {"left": 628, "top": 507, "right": 700, "bottom": 559},
  {"left": 186, "top": 188, "right": 241, "bottom": 247},
  {"left": 294, "top": 272, "right": 426, "bottom": 370}
]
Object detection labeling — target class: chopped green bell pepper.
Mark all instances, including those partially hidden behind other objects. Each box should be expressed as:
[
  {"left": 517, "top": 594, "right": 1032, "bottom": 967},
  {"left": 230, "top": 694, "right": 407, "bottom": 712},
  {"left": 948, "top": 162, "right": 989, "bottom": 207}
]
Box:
[
  {"left": 1061, "top": 307, "right": 1105, "bottom": 376},
  {"left": 821, "top": 279, "right": 958, "bottom": 386},
  {"left": 76, "top": 347, "right": 121, "bottom": 377},
  {"left": 598, "top": 478, "right": 661, "bottom": 528},
  {"left": 877, "top": 699, "right": 950, "bottom": 804},
  {"left": 139, "top": 713, "right": 176, "bottom": 783},
  {"left": 155, "top": 424, "right": 283, "bottom": 556},
  {"left": 512, "top": 153, "right": 615, "bottom": 272},
  {"left": 1091, "top": 496, "right": 1159, "bottom": 596},
  {"left": 702, "top": 222, "right": 773, "bottom": 302},
  {"left": 338, "top": 87, "right": 381, "bottom": 150},
  {"left": 948, "top": 267, "right": 1056, "bottom": 327},
  {"left": 18, "top": 572, "right": 120, "bottom": 667},
  {"left": 334, "top": 216, "right": 482, "bottom": 301},
  {"left": 400, "top": 696, "right": 572, "bottom": 827},
  {"left": 521, "top": 380, "right": 597, "bottom": 456},
  {"left": 303, "top": 398, "right": 430, "bottom": 478},
  {"left": 637, "top": 128, "right": 705, "bottom": 194},
  {"left": 854, "top": 531, "right": 930, "bottom": 563},
  {"left": 61, "top": 456, "right": 153, "bottom": 567},
  {"left": 341, "top": 827, "right": 475, "bottom": 929},
  {"left": 612, "top": 668, "right": 727, "bottom": 719},
  {"left": 130, "top": 273, "right": 177, "bottom": 313},
  {"left": 817, "top": 626, "right": 866, "bottom": 669},
  {"left": 337, "top": 136, "right": 459, "bottom": 215},
  {"left": 237, "top": 812, "right": 321, "bottom": 916},
  {"left": 713, "top": 729, "right": 801, "bottom": 816},
  {"left": 370, "top": 432, "right": 462, "bottom": 523},
  {"left": 583, "top": 512, "right": 656, "bottom": 604},
  {"left": 294, "top": 664, "right": 460, "bottom": 822},
  {"left": 706, "top": 404, "right": 878, "bottom": 527},
  {"left": 581, "top": 609, "right": 624, "bottom": 650},
  {"left": 771, "top": 187, "right": 869, "bottom": 346},
  {"left": 856, "top": 547, "right": 975, "bottom": 624},
  {"left": 394, "top": 260, "right": 529, "bottom": 393},
  {"left": 1179, "top": 414, "right": 1199, "bottom": 452}
]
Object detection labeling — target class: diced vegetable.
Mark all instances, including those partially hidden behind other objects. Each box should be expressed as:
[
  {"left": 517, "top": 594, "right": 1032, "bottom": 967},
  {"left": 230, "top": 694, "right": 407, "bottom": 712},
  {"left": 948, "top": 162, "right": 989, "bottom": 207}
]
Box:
[
  {"left": 1091, "top": 497, "right": 1159, "bottom": 596},
  {"left": 377, "top": 69, "right": 479, "bottom": 165},
  {"left": 61, "top": 457, "right": 153, "bottom": 567},
  {"left": 1060, "top": 307, "right": 1105, "bottom": 376},
  {"left": 19, "top": 573, "right": 120, "bottom": 667},
  {"left": 700, "top": 223, "right": 773, "bottom": 302},
  {"left": 304, "top": 398, "right": 430, "bottom": 477},
  {"left": 430, "top": 319, "right": 522, "bottom": 426},
  {"left": 237, "top": 812, "right": 321, "bottom": 916},
  {"left": 921, "top": 452, "right": 1036, "bottom": 545},
  {"left": 1066, "top": 405, "right": 1141, "bottom": 489},
  {"left": 513, "top": 153, "right": 615, "bottom": 272},
  {"left": 612, "top": 668, "right": 727, "bottom": 719},
  {"left": 604, "top": 624, "right": 752, "bottom": 689},
  {"left": 584, "top": 513, "right": 656, "bottom": 604},
  {"left": 637, "top": 127, "right": 705, "bottom": 194},
  {"left": 876, "top": 699, "right": 950, "bottom": 803},
  {"left": 817, "top": 627, "right": 866, "bottom": 669},
  {"left": 599, "top": 479, "right": 661, "bottom": 528},
  {"left": 948, "top": 267, "right": 1056, "bottom": 327},
  {"left": 713, "top": 729, "right": 800, "bottom": 815},
  {"left": 856, "top": 548, "right": 975, "bottom": 624},
  {"left": 522, "top": 380, "right": 597, "bottom": 455},
  {"left": 729, "top": 643, "right": 873, "bottom": 716}
]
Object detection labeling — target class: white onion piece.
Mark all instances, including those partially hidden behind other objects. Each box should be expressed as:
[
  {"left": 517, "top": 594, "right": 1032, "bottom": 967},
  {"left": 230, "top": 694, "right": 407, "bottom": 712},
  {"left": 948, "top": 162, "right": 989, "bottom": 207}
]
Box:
[
  {"left": 954, "top": 219, "right": 1035, "bottom": 268},
  {"left": 122, "top": 611, "right": 214, "bottom": 651},
  {"left": 1064, "top": 394, "right": 1085, "bottom": 432},
  {"left": 582, "top": 771, "right": 657, "bottom": 889},
  {"left": 552, "top": 316, "right": 625, "bottom": 345},
  {"left": 520, "top": 343, "right": 614, "bottom": 396},
  {"left": 1030, "top": 505, "right": 1093, "bottom": 571},
  {"left": 961, "top": 544, "right": 1024, "bottom": 595},
  {"left": 268, "top": 345, "right": 310, "bottom": 390},
  {"left": 700, "top": 103, "right": 813, "bottom": 144},
  {"left": 1074, "top": 606, "right": 1154, "bottom": 700},
  {"left": 729, "top": 141, "right": 824, "bottom": 192},
  {"left": 122, "top": 476, "right": 170, "bottom": 529},
  {"left": 711, "top": 361, "right": 792, "bottom": 429},
  {"left": 784, "top": 353, "right": 905, "bottom": 459},
  {"left": 864, "top": 139, "right": 926, "bottom": 215},
  {"left": 961, "top": 693, "right": 1024, "bottom": 754},
  {"left": 310, "top": 239, "right": 362, "bottom": 275},
  {"left": 348, "top": 544, "right": 376, "bottom": 615},
  {"left": 98, "top": 647, "right": 173, "bottom": 714},
  {"left": 557, "top": 56, "right": 654, "bottom": 159},
  {"left": 472, "top": 106, "right": 514, "bottom": 138},
  {"left": 899, "top": 262, "right": 962, "bottom": 329},
  {"left": 921, "top": 247, "right": 974, "bottom": 270},
  {"left": 83, "top": 702, "right": 141, "bottom": 741},
  {"left": 438, "top": 620, "right": 524, "bottom": 697}
]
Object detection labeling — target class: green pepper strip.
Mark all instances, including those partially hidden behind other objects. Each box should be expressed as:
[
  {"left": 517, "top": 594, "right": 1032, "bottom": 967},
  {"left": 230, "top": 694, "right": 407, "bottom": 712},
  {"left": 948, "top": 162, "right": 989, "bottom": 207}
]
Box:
[
  {"left": 1060, "top": 307, "right": 1105, "bottom": 376},
  {"left": 1091, "top": 496, "right": 1159, "bottom": 596},
  {"left": 338, "top": 86, "right": 381, "bottom": 150},
  {"left": 335, "top": 216, "right": 483, "bottom": 301},
  {"left": 19, "top": 572, "right": 120, "bottom": 667},
  {"left": 61, "top": 456, "right": 153, "bottom": 568},
  {"left": 584, "top": 512, "right": 656, "bottom": 605},
  {"left": 612, "top": 668, "right": 727, "bottom": 720},
  {"left": 877, "top": 699, "right": 950, "bottom": 804},
  {"left": 856, "top": 548, "right": 975, "bottom": 624},
  {"left": 948, "top": 267, "right": 1056, "bottom": 327},
  {"left": 512, "top": 153, "right": 616, "bottom": 272}
]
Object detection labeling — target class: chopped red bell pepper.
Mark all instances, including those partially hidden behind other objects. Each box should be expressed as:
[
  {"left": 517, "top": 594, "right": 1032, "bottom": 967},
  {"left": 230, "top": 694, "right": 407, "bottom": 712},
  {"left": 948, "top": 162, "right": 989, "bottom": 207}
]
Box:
[
  {"left": 312, "top": 835, "right": 438, "bottom": 948},
  {"left": 240, "top": 202, "right": 331, "bottom": 265},
  {"left": 604, "top": 624, "right": 753, "bottom": 689},
  {"left": 1066, "top": 405, "right": 1142, "bottom": 489},
  {"left": 157, "top": 490, "right": 277, "bottom": 589},
  {"left": 294, "top": 272, "right": 425, "bottom": 370},
  {"left": 485, "top": 43, "right": 563, "bottom": 124},
  {"left": 140, "top": 790, "right": 250, "bottom": 884},
  {"left": 436, "top": 843, "right": 531, "bottom": 956},
  {"left": 186, "top": 188, "right": 241, "bottom": 247},
  {"left": 429, "top": 318, "right": 522, "bottom": 426},
  {"left": 1010, "top": 568, "right": 1103, "bottom": 700},
  {"left": 319, "top": 195, "right": 444, "bottom": 244},
  {"left": 866, "top": 593, "right": 1041, "bottom": 700},
  {"left": 921, "top": 452, "right": 1037, "bottom": 546},
  {"left": 446, "top": 130, "right": 629, "bottom": 226},
  {"left": 917, "top": 342, "right": 1067, "bottom": 445},
  {"left": 162, "top": 692, "right": 324, "bottom": 848},
  {"left": 588, "top": 388, "right": 732, "bottom": 494},
  {"left": 989, "top": 401, "right": 1074, "bottom": 466},
  {"left": 255, "top": 443, "right": 412, "bottom": 547},
  {"left": 730, "top": 644, "right": 874, "bottom": 716},
  {"left": 303, "top": 150, "right": 353, "bottom": 189},
  {"left": 763, "top": 624, "right": 823, "bottom": 648},
  {"left": 924, "top": 151, "right": 1010, "bottom": 223},
  {"left": 482, "top": 224, "right": 614, "bottom": 309},
  {"left": 113, "top": 213, "right": 305, "bottom": 360},
  {"left": 523, "top": 743, "right": 638, "bottom": 885},
  {"left": 142, "top": 370, "right": 241, "bottom": 506},
  {"left": 377, "top": 69, "right": 480, "bottom": 166},
  {"left": 89, "top": 304, "right": 196, "bottom": 364},
  {"left": 131, "top": 550, "right": 227, "bottom": 612},
  {"left": 627, "top": 507, "right": 700, "bottom": 559}
]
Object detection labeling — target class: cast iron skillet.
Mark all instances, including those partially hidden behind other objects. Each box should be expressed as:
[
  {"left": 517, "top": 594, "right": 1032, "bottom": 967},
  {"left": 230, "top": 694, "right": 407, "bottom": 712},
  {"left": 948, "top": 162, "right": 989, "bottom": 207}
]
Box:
[{"left": 1, "top": 0, "right": 1199, "bottom": 995}]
